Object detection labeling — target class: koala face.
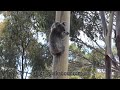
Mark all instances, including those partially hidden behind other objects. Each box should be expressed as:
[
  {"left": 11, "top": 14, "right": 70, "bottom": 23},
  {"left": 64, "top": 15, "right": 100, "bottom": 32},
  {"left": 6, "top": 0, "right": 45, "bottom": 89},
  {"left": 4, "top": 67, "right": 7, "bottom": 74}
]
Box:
[
  {"left": 51, "top": 22, "right": 66, "bottom": 34},
  {"left": 57, "top": 24, "right": 65, "bottom": 33}
]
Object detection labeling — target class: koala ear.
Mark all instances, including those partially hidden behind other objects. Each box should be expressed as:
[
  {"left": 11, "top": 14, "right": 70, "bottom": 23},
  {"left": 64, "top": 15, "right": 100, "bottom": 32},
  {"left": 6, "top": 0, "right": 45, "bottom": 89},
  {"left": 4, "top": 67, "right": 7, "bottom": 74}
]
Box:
[
  {"left": 55, "top": 22, "right": 60, "bottom": 25},
  {"left": 51, "top": 22, "right": 59, "bottom": 28},
  {"left": 62, "top": 22, "right": 65, "bottom": 25}
]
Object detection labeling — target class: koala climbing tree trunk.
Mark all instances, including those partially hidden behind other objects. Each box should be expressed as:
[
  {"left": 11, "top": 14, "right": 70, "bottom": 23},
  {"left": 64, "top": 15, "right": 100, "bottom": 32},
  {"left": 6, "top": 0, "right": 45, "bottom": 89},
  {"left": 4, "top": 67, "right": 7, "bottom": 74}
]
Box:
[{"left": 52, "top": 11, "right": 70, "bottom": 79}]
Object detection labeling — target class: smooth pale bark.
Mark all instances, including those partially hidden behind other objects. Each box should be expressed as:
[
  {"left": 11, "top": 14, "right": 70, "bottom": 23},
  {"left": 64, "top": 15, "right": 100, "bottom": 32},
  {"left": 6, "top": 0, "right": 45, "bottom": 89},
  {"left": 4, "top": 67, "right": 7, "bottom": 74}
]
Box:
[
  {"left": 100, "top": 11, "right": 114, "bottom": 59},
  {"left": 52, "top": 11, "right": 70, "bottom": 79},
  {"left": 100, "top": 11, "right": 114, "bottom": 79},
  {"left": 99, "top": 11, "right": 107, "bottom": 36},
  {"left": 106, "top": 12, "right": 114, "bottom": 61}
]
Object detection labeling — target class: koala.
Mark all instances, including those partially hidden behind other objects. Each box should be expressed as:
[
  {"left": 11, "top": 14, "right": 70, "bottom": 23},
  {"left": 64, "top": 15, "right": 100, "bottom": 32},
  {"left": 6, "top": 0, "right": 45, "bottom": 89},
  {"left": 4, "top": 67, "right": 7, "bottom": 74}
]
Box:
[{"left": 49, "top": 22, "right": 69, "bottom": 56}]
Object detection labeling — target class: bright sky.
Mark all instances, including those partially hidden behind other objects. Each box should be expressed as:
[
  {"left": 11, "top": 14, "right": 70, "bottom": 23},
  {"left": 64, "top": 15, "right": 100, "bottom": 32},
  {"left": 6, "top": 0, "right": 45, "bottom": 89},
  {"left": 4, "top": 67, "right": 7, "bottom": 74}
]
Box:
[{"left": 0, "top": 14, "right": 4, "bottom": 22}]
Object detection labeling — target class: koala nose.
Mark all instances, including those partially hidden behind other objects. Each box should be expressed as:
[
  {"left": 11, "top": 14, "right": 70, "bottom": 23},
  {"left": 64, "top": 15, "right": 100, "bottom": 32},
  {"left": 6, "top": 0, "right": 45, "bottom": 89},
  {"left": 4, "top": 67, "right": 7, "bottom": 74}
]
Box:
[{"left": 66, "top": 32, "right": 69, "bottom": 35}]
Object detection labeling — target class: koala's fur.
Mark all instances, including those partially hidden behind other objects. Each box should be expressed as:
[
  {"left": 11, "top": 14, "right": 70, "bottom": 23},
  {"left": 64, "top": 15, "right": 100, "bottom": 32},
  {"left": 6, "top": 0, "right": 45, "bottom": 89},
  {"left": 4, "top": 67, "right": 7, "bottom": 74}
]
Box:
[{"left": 49, "top": 22, "right": 69, "bottom": 56}]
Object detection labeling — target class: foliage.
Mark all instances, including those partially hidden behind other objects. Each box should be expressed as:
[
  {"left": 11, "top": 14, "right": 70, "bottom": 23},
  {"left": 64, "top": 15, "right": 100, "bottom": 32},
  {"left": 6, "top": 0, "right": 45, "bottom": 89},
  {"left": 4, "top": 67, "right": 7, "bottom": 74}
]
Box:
[
  {"left": 0, "top": 11, "right": 53, "bottom": 79},
  {"left": 0, "top": 11, "right": 118, "bottom": 79},
  {"left": 69, "top": 76, "right": 80, "bottom": 79}
]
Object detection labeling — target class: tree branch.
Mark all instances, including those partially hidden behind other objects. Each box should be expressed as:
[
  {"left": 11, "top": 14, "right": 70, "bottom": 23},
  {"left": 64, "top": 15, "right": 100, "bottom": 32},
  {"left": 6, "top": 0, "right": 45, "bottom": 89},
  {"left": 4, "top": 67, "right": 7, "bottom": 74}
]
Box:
[
  {"left": 99, "top": 11, "right": 108, "bottom": 36},
  {"left": 77, "top": 38, "right": 105, "bottom": 56}
]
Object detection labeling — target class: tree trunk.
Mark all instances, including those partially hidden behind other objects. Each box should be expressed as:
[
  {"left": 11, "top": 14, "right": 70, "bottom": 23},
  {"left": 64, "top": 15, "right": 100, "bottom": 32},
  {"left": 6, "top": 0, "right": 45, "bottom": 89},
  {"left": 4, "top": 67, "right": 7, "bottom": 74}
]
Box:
[
  {"left": 115, "top": 11, "right": 120, "bottom": 62},
  {"left": 52, "top": 11, "right": 70, "bottom": 79},
  {"left": 105, "top": 55, "right": 111, "bottom": 79},
  {"left": 100, "top": 11, "right": 114, "bottom": 79}
]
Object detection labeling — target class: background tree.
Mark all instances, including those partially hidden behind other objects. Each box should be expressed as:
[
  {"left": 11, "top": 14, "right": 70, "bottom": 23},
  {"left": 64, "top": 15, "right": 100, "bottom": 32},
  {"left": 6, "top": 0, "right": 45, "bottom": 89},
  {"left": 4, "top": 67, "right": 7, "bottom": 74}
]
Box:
[{"left": 0, "top": 11, "right": 53, "bottom": 79}]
